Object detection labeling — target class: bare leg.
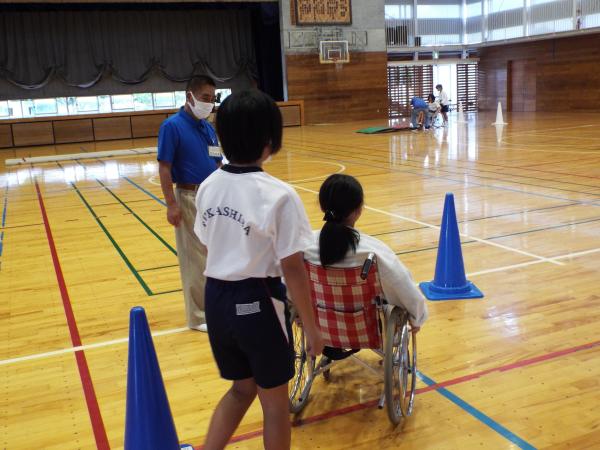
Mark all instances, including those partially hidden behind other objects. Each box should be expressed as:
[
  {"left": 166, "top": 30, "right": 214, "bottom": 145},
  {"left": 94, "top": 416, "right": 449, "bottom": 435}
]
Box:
[
  {"left": 257, "top": 383, "right": 291, "bottom": 450},
  {"left": 204, "top": 378, "right": 257, "bottom": 450}
]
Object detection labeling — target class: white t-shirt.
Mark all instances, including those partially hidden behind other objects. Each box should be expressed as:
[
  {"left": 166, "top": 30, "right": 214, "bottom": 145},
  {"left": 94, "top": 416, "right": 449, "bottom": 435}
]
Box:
[
  {"left": 304, "top": 230, "right": 428, "bottom": 327},
  {"left": 194, "top": 166, "right": 313, "bottom": 281},
  {"left": 437, "top": 90, "right": 449, "bottom": 106}
]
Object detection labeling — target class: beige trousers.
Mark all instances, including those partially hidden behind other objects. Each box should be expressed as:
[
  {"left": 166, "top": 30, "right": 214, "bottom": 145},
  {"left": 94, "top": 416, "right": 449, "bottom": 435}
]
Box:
[{"left": 175, "top": 188, "right": 207, "bottom": 328}]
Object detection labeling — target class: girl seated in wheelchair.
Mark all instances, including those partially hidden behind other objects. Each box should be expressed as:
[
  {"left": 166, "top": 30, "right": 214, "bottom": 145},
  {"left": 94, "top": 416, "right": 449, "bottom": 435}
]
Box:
[{"left": 304, "top": 174, "right": 428, "bottom": 348}]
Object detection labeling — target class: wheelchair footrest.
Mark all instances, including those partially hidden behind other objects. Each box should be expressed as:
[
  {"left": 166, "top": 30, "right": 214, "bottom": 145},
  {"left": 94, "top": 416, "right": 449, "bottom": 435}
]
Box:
[{"left": 322, "top": 346, "right": 360, "bottom": 361}]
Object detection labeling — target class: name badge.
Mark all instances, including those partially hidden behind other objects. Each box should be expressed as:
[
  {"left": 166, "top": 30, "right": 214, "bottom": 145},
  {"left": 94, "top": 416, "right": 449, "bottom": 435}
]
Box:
[{"left": 208, "top": 146, "right": 222, "bottom": 157}]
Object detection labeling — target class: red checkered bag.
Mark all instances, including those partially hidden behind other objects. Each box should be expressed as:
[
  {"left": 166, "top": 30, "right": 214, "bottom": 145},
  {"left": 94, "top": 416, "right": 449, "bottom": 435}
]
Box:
[{"left": 304, "top": 260, "right": 382, "bottom": 349}]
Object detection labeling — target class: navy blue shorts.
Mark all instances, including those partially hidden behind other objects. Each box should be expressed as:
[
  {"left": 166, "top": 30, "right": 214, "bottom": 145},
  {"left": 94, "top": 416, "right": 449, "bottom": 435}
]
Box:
[
  {"left": 205, "top": 277, "right": 295, "bottom": 389},
  {"left": 441, "top": 104, "right": 449, "bottom": 113}
]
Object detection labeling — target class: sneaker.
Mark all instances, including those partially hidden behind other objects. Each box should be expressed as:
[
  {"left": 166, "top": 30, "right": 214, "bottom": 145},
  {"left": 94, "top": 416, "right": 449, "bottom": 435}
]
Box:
[{"left": 190, "top": 323, "right": 208, "bottom": 332}]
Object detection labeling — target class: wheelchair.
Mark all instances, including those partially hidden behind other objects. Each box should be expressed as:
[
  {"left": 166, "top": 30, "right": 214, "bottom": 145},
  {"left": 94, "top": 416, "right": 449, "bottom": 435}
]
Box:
[{"left": 288, "top": 253, "right": 417, "bottom": 425}]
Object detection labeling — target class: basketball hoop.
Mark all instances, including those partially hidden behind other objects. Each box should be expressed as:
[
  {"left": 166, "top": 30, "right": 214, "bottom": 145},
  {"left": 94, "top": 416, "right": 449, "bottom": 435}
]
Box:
[{"left": 319, "top": 40, "right": 350, "bottom": 70}]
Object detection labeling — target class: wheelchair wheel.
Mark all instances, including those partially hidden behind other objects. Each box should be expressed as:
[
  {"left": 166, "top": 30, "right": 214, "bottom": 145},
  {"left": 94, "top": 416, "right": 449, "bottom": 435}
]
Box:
[
  {"left": 384, "top": 307, "right": 417, "bottom": 425},
  {"left": 288, "top": 310, "right": 315, "bottom": 414}
]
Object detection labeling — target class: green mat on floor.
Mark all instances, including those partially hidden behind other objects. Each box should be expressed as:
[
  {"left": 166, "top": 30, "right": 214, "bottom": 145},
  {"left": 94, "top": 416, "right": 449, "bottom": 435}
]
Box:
[
  {"left": 356, "top": 126, "right": 396, "bottom": 134},
  {"left": 356, "top": 124, "right": 411, "bottom": 134}
]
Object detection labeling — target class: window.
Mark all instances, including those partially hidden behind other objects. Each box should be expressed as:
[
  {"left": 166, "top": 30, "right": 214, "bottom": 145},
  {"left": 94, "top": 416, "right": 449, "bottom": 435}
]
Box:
[
  {"left": 98, "top": 95, "right": 112, "bottom": 113},
  {"left": 21, "top": 99, "right": 34, "bottom": 117},
  {"left": 385, "top": 4, "right": 412, "bottom": 20},
  {"left": 467, "top": 2, "right": 483, "bottom": 17},
  {"left": 111, "top": 95, "right": 134, "bottom": 111},
  {"left": 417, "top": 5, "right": 461, "bottom": 19},
  {"left": 153, "top": 92, "right": 175, "bottom": 109},
  {"left": 433, "top": 64, "right": 458, "bottom": 108},
  {"left": 529, "top": 17, "right": 572, "bottom": 35},
  {"left": 0, "top": 88, "right": 236, "bottom": 120},
  {"left": 387, "top": 64, "right": 434, "bottom": 117},
  {"left": 133, "top": 93, "right": 153, "bottom": 111},
  {"left": 582, "top": 13, "right": 600, "bottom": 29},
  {"left": 489, "top": 25, "right": 524, "bottom": 40},
  {"left": 216, "top": 88, "right": 232, "bottom": 105},
  {"left": 421, "top": 34, "right": 462, "bottom": 46},
  {"left": 57, "top": 98, "right": 69, "bottom": 116},
  {"left": 467, "top": 32, "right": 483, "bottom": 43},
  {"left": 490, "top": 0, "right": 523, "bottom": 13},
  {"left": 175, "top": 91, "right": 186, "bottom": 107},
  {"left": 76, "top": 96, "right": 99, "bottom": 113},
  {"left": 0, "top": 101, "right": 9, "bottom": 118},
  {"left": 33, "top": 98, "right": 58, "bottom": 116}
]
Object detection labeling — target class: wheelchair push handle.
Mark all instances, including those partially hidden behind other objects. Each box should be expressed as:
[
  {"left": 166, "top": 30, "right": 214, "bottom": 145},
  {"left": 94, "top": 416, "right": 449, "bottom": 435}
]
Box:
[{"left": 360, "top": 253, "right": 377, "bottom": 280}]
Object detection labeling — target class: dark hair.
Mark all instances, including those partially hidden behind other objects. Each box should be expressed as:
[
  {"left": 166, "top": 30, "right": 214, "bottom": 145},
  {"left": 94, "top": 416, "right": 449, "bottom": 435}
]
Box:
[
  {"left": 435, "top": 84, "right": 443, "bottom": 90},
  {"left": 318, "top": 174, "right": 363, "bottom": 267},
  {"left": 216, "top": 89, "right": 282, "bottom": 164},
  {"left": 186, "top": 75, "right": 216, "bottom": 93},
  {"left": 427, "top": 93, "right": 436, "bottom": 102}
]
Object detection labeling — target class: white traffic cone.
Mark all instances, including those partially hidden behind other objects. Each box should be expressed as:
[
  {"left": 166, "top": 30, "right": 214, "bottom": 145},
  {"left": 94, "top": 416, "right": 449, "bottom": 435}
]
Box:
[
  {"left": 492, "top": 101, "right": 508, "bottom": 125},
  {"left": 495, "top": 123, "right": 505, "bottom": 143},
  {"left": 457, "top": 103, "right": 467, "bottom": 124}
]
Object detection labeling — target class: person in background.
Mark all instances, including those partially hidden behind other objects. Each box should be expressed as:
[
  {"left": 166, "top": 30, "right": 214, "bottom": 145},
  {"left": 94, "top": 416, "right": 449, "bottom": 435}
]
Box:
[
  {"left": 436, "top": 84, "right": 450, "bottom": 126},
  {"left": 157, "top": 75, "right": 222, "bottom": 332},
  {"left": 410, "top": 96, "right": 428, "bottom": 130}
]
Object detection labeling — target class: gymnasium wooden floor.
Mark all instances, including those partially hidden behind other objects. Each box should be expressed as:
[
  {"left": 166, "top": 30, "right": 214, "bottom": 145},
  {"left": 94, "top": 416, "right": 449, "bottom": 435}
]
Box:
[{"left": 1, "top": 111, "right": 599, "bottom": 449}]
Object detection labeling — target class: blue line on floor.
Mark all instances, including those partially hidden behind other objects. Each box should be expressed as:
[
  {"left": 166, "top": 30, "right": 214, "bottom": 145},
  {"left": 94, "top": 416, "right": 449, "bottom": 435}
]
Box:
[{"left": 417, "top": 371, "right": 536, "bottom": 450}]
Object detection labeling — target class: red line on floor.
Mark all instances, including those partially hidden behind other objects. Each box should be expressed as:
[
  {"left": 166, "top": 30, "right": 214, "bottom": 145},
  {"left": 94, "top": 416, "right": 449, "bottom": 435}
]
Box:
[
  {"left": 415, "top": 338, "right": 600, "bottom": 395},
  {"left": 35, "top": 181, "right": 110, "bottom": 450},
  {"left": 194, "top": 337, "right": 600, "bottom": 447}
]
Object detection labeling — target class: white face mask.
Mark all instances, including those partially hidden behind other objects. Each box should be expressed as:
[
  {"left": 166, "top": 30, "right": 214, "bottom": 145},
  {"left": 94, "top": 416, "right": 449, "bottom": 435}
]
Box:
[{"left": 188, "top": 93, "right": 214, "bottom": 120}]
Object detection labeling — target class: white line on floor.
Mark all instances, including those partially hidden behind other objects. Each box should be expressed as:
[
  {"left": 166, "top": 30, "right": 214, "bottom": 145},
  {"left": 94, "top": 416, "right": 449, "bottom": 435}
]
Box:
[
  {"left": 292, "top": 184, "right": 564, "bottom": 266},
  {"left": 2, "top": 247, "right": 598, "bottom": 368},
  {"left": 0, "top": 327, "right": 188, "bottom": 367}
]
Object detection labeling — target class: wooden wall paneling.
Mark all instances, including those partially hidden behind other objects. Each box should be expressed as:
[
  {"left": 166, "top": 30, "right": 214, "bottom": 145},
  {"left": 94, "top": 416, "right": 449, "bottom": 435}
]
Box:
[
  {"left": 279, "top": 104, "right": 302, "bottom": 126},
  {"left": 0, "top": 124, "right": 13, "bottom": 148},
  {"left": 131, "top": 114, "right": 168, "bottom": 138},
  {"left": 0, "top": 101, "right": 302, "bottom": 149},
  {"left": 93, "top": 117, "right": 132, "bottom": 141},
  {"left": 11, "top": 122, "right": 54, "bottom": 147},
  {"left": 53, "top": 119, "right": 94, "bottom": 144},
  {"left": 478, "top": 33, "right": 600, "bottom": 111},
  {"left": 286, "top": 52, "right": 388, "bottom": 124},
  {"left": 509, "top": 59, "right": 536, "bottom": 112}
]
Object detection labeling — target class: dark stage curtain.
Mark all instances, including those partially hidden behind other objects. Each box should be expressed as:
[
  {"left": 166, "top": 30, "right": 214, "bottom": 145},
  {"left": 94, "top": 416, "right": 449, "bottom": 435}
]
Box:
[{"left": 0, "top": 7, "right": 257, "bottom": 97}]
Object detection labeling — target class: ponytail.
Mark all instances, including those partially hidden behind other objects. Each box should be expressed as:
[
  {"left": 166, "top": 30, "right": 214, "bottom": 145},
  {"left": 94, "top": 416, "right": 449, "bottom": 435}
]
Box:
[
  {"left": 318, "top": 174, "right": 364, "bottom": 267},
  {"left": 319, "top": 221, "right": 359, "bottom": 266}
]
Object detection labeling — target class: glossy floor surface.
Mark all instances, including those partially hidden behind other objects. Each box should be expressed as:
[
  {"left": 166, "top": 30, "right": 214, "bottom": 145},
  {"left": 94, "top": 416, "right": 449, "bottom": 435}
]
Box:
[{"left": 1, "top": 112, "right": 599, "bottom": 449}]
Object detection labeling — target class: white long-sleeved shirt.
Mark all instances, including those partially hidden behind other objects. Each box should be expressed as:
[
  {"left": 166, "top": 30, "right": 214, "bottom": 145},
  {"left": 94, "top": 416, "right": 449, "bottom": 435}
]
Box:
[{"left": 304, "top": 230, "right": 428, "bottom": 327}]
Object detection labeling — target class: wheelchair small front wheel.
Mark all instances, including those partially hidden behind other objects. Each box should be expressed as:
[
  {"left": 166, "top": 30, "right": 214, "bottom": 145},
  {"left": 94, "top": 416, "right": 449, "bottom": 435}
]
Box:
[
  {"left": 384, "top": 307, "right": 416, "bottom": 425},
  {"left": 288, "top": 310, "right": 315, "bottom": 414}
]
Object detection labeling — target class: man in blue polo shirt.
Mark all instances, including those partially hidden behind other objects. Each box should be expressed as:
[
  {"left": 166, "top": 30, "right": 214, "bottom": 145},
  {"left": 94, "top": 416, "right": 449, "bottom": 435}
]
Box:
[
  {"left": 157, "top": 75, "right": 222, "bottom": 332},
  {"left": 410, "top": 96, "right": 429, "bottom": 130}
]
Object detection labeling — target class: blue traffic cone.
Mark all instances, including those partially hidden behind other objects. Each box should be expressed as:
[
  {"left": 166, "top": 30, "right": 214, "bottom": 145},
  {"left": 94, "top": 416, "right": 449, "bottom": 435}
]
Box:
[
  {"left": 124, "top": 306, "right": 183, "bottom": 450},
  {"left": 419, "top": 193, "right": 483, "bottom": 301}
]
